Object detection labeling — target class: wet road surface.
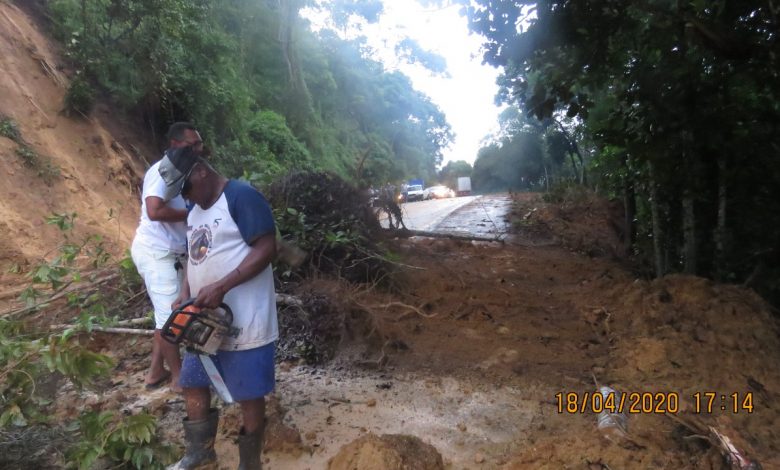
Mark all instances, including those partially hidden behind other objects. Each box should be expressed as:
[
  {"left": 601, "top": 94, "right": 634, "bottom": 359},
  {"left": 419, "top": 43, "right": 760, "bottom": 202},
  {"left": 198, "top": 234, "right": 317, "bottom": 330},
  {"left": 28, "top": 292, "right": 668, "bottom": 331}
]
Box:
[{"left": 382, "top": 193, "right": 513, "bottom": 240}]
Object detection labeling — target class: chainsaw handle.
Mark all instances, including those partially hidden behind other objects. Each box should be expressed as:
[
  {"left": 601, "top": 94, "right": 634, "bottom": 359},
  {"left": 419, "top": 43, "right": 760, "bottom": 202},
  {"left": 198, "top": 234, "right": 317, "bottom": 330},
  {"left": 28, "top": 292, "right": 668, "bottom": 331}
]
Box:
[
  {"left": 175, "top": 298, "right": 234, "bottom": 323},
  {"left": 160, "top": 299, "right": 234, "bottom": 345}
]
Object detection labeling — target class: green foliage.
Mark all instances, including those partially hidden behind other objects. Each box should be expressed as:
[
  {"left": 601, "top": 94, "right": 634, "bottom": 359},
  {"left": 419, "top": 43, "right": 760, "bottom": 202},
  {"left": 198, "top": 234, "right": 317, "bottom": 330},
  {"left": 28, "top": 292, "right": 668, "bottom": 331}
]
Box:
[
  {"left": 15, "top": 145, "right": 60, "bottom": 182},
  {"left": 542, "top": 181, "right": 587, "bottom": 204},
  {"left": 474, "top": 108, "right": 586, "bottom": 192},
  {"left": 0, "top": 114, "right": 22, "bottom": 143},
  {"left": 41, "top": 334, "right": 115, "bottom": 387},
  {"left": 46, "top": 0, "right": 453, "bottom": 186},
  {"left": 15, "top": 145, "right": 39, "bottom": 167},
  {"left": 0, "top": 323, "right": 113, "bottom": 429},
  {"left": 467, "top": 0, "right": 780, "bottom": 303},
  {"left": 2, "top": 211, "right": 171, "bottom": 468},
  {"left": 3, "top": 116, "right": 59, "bottom": 182},
  {"left": 249, "top": 110, "right": 312, "bottom": 167},
  {"left": 63, "top": 74, "right": 95, "bottom": 117},
  {"left": 67, "top": 411, "right": 174, "bottom": 470},
  {"left": 118, "top": 250, "right": 142, "bottom": 290},
  {"left": 46, "top": 212, "right": 78, "bottom": 232},
  {"left": 395, "top": 38, "right": 449, "bottom": 76},
  {"left": 473, "top": 127, "right": 545, "bottom": 192},
  {"left": 266, "top": 170, "right": 391, "bottom": 283},
  {"left": 21, "top": 214, "right": 121, "bottom": 315},
  {"left": 21, "top": 213, "right": 90, "bottom": 305}
]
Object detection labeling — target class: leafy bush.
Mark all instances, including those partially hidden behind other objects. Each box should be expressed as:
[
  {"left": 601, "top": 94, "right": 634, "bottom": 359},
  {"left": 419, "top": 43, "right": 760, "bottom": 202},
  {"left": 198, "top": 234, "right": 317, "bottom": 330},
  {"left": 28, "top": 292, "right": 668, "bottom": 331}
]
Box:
[
  {"left": 265, "top": 170, "right": 390, "bottom": 283},
  {"left": 67, "top": 411, "right": 174, "bottom": 470},
  {"left": 542, "top": 180, "right": 589, "bottom": 204},
  {"left": 0, "top": 322, "right": 114, "bottom": 428},
  {"left": 2, "top": 213, "right": 172, "bottom": 468},
  {"left": 15, "top": 145, "right": 39, "bottom": 167},
  {"left": 248, "top": 110, "right": 312, "bottom": 169},
  {"left": 0, "top": 114, "right": 22, "bottom": 143},
  {"left": 63, "top": 75, "right": 94, "bottom": 117}
]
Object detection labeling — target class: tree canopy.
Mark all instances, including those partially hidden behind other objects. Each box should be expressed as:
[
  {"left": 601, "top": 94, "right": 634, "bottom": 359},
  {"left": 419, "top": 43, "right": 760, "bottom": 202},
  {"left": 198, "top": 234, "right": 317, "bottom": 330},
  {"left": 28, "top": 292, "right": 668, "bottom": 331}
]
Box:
[
  {"left": 47, "top": 0, "right": 453, "bottom": 187},
  {"left": 465, "top": 0, "right": 780, "bottom": 302}
]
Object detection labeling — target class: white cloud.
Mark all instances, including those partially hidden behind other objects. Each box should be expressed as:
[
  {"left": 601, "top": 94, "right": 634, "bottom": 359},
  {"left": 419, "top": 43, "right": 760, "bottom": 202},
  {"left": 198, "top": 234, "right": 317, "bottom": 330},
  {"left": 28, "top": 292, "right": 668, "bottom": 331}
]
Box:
[{"left": 305, "top": 0, "right": 504, "bottom": 167}]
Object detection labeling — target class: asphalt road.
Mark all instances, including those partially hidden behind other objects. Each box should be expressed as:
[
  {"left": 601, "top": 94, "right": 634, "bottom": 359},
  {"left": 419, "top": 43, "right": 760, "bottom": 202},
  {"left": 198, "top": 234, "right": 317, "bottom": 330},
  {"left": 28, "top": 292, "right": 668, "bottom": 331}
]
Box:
[
  {"left": 374, "top": 196, "right": 477, "bottom": 231},
  {"left": 397, "top": 196, "right": 481, "bottom": 231},
  {"left": 377, "top": 193, "right": 511, "bottom": 237}
]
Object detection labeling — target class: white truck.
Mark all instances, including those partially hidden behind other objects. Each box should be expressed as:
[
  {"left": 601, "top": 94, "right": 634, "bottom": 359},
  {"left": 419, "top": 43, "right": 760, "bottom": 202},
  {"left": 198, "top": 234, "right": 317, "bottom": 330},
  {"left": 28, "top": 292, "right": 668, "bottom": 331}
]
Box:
[{"left": 456, "top": 176, "right": 472, "bottom": 196}]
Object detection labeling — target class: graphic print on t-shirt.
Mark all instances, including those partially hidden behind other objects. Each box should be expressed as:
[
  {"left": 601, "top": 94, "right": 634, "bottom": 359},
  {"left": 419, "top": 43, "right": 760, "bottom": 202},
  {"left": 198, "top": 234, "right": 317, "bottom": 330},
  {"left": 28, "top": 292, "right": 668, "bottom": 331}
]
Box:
[{"left": 189, "top": 225, "right": 212, "bottom": 265}]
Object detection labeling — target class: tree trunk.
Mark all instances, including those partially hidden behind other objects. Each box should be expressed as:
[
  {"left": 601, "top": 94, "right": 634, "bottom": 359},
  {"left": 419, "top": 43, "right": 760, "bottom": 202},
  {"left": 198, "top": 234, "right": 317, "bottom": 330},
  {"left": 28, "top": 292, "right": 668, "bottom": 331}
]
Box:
[
  {"left": 277, "top": 0, "right": 296, "bottom": 87},
  {"left": 682, "top": 194, "right": 697, "bottom": 274},
  {"left": 680, "top": 135, "right": 698, "bottom": 274},
  {"left": 621, "top": 154, "right": 636, "bottom": 255},
  {"left": 553, "top": 119, "right": 586, "bottom": 185},
  {"left": 648, "top": 161, "right": 666, "bottom": 277},
  {"left": 714, "top": 153, "right": 728, "bottom": 280},
  {"left": 677, "top": 3, "right": 698, "bottom": 275},
  {"left": 568, "top": 152, "right": 579, "bottom": 180},
  {"left": 543, "top": 163, "right": 550, "bottom": 192}
]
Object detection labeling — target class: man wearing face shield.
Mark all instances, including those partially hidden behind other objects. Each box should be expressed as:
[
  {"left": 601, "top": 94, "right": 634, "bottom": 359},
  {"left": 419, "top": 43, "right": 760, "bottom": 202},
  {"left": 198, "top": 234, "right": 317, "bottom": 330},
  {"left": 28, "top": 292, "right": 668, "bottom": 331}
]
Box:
[{"left": 130, "top": 122, "right": 203, "bottom": 393}]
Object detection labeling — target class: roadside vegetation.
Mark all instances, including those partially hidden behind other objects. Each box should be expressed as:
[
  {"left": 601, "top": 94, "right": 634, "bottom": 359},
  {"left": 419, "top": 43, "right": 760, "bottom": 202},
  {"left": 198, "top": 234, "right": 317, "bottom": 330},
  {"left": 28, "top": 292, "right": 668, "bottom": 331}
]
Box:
[
  {"left": 1, "top": 213, "right": 174, "bottom": 469},
  {"left": 35, "top": 0, "right": 451, "bottom": 188},
  {"left": 466, "top": 0, "right": 780, "bottom": 306}
]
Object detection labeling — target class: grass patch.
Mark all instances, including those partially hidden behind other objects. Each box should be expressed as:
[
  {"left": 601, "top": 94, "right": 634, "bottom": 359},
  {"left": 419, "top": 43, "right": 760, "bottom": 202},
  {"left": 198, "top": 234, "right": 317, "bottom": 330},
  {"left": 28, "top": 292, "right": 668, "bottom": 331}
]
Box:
[
  {"left": 15, "top": 145, "right": 39, "bottom": 166},
  {"left": 0, "top": 115, "right": 23, "bottom": 143},
  {"left": 15, "top": 145, "right": 60, "bottom": 183},
  {"left": 3, "top": 118, "right": 60, "bottom": 183}
]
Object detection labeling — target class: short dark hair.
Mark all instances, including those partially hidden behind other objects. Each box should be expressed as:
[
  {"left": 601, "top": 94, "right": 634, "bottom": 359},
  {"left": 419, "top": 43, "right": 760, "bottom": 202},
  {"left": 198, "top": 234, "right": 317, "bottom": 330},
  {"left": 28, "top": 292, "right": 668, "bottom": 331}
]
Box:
[{"left": 166, "top": 122, "right": 197, "bottom": 142}]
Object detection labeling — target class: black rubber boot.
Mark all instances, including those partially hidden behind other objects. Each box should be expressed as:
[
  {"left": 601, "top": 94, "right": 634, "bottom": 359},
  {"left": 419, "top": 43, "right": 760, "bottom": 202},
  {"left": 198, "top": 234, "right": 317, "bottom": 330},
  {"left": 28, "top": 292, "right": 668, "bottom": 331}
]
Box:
[
  {"left": 237, "top": 426, "right": 263, "bottom": 470},
  {"left": 167, "top": 409, "right": 219, "bottom": 470}
]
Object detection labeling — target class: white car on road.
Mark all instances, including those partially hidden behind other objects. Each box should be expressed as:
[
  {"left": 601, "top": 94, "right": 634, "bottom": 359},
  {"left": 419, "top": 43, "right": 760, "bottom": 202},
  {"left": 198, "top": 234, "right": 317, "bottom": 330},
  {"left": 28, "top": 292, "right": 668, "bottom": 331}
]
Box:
[
  {"left": 423, "top": 185, "right": 455, "bottom": 200},
  {"left": 400, "top": 184, "right": 425, "bottom": 202}
]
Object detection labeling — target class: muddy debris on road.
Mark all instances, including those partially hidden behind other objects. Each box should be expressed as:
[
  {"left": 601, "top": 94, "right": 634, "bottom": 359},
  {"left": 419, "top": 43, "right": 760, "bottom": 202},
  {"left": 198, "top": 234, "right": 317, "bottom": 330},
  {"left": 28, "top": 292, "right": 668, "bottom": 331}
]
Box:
[{"left": 6, "top": 192, "right": 780, "bottom": 470}]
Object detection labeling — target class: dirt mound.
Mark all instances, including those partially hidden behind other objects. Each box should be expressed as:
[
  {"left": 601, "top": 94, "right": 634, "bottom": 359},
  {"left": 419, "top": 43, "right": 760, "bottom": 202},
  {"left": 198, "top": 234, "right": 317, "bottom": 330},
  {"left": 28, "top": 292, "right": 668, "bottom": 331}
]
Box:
[
  {"left": 587, "top": 274, "right": 780, "bottom": 465},
  {"left": 328, "top": 433, "right": 444, "bottom": 470},
  {"left": 512, "top": 189, "right": 624, "bottom": 257}
]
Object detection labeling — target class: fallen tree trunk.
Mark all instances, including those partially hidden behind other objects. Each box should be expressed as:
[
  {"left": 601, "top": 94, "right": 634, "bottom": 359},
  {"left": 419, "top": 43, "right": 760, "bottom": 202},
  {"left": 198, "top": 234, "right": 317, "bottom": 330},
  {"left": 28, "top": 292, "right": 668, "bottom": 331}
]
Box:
[
  {"left": 49, "top": 293, "right": 305, "bottom": 332},
  {"left": 2, "top": 273, "right": 120, "bottom": 319},
  {"left": 88, "top": 326, "right": 155, "bottom": 335},
  {"left": 48, "top": 324, "right": 155, "bottom": 335},
  {"left": 116, "top": 317, "right": 152, "bottom": 326},
  {"left": 389, "top": 228, "right": 505, "bottom": 243}
]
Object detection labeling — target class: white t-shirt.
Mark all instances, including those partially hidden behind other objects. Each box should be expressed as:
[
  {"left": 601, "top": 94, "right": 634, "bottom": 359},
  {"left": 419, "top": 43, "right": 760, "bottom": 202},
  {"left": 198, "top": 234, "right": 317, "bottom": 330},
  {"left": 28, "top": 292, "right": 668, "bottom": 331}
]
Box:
[
  {"left": 133, "top": 159, "right": 188, "bottom": 254},
  {"left": 186, "top": 180, "right": 278, "bottom": 351}
]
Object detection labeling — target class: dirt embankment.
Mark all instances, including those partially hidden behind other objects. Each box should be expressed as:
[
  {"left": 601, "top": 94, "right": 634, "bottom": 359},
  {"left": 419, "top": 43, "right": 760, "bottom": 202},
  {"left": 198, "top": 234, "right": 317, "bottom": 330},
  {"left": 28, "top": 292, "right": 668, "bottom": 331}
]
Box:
[{"left": 0, "top": 2, "right": 149, "bottom": 279}]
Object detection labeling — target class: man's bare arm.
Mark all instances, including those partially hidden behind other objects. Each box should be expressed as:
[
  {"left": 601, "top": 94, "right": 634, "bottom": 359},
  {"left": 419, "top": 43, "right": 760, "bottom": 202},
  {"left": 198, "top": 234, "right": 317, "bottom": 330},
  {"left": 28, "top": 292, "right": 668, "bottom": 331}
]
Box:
[{"left": 146, "top": 196, "right": 187, "bottom": 222}]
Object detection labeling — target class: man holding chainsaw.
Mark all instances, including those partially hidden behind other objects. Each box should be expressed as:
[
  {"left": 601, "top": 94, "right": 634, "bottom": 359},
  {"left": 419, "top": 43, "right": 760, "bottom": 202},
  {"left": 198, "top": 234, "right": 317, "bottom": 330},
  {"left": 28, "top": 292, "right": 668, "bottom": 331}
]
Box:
[
  {"left": 131, "top": 122, "right": 203, "bottom": 393},
  {"left": 159, "top": 145, "right": 277, "bottom": 470}
]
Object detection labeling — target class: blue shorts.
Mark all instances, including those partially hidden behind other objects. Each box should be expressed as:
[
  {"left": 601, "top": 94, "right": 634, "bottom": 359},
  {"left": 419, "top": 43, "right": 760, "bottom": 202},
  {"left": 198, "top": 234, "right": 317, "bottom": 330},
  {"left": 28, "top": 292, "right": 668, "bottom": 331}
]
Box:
[{"left": 179, "top": 342, "right": 275, "bottom": 401}]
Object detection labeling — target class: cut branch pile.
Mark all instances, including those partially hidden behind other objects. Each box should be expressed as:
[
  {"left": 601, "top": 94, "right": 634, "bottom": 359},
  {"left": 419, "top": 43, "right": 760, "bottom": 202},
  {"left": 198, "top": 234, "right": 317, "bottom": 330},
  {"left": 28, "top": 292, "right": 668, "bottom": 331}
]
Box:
[{"left": 265, "top": 170, "right": 392, "bottom": 283}]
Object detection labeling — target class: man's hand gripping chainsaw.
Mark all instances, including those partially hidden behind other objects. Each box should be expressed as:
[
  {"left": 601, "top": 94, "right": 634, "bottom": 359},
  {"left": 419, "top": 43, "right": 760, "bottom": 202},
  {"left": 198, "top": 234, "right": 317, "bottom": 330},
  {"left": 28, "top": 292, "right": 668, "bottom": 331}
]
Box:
[{"left": 161, "top": 300, "right": 235, "bottom": 403}]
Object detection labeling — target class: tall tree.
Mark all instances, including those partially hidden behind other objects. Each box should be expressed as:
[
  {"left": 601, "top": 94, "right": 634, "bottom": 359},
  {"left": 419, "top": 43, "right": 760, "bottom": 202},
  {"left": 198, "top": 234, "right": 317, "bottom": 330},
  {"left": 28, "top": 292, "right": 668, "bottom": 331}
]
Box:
[{"left": 465, "top": 0, "right": 780, "bottom": 298}]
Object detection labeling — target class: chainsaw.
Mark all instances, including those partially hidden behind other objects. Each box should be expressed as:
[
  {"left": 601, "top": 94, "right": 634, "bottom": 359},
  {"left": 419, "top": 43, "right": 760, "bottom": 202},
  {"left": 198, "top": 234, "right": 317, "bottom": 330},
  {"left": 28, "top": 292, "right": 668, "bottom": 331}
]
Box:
[{"left": 161, "top": 300, "right": 235, "bottom": 403}]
